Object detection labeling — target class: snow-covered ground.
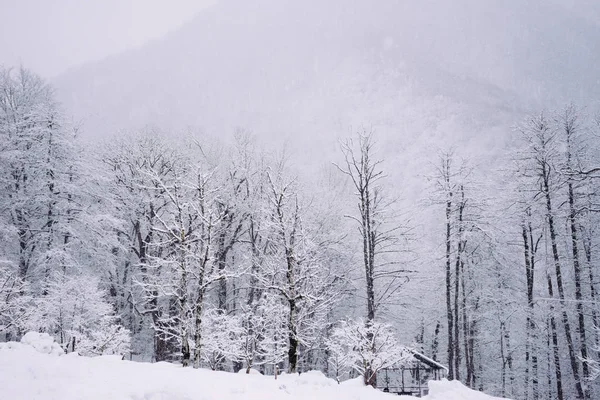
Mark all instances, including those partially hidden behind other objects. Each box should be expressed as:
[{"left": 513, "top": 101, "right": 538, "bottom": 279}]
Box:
[{"left": 0, "top": 333, "right": 508, "bottom": 400}]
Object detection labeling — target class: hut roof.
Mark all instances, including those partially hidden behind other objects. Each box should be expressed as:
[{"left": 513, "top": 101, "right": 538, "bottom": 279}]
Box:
[{"left": 410, "top": 350, "right": 448, "bottom": 372}]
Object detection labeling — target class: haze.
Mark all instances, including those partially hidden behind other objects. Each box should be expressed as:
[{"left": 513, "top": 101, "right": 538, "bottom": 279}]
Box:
[
  {"left": 0, "top": 0, "right": 217, "bottom": 78},
  {"left": 2, "top": 2, "right": 600, "bottom": 400}
]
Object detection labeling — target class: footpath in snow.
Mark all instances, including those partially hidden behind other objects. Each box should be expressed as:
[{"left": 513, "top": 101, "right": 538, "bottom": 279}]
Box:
[{"left": 0, "top": 333, "right": 509, "bottom": 400}]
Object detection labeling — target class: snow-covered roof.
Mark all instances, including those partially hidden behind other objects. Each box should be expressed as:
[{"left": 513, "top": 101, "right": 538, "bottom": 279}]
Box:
[{"left": 410, "top": 350, "right": 449, "bottom": 373}]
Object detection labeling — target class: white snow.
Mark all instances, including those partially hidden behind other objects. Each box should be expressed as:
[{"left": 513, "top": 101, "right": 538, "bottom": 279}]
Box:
[
  {"left": 0, "top": 332, "right": 64, "bottom": 356},
  {"left": 425, "top": 380, "right": 507, "bottom": 400},
  {"left": 0, "top": 333, "right": 510, "bottom": 400}
]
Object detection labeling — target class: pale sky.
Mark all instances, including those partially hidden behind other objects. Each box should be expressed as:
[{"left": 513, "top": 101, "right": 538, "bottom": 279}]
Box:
[{"left": 0, "top": 0, "right": 218, "bottom": 78}]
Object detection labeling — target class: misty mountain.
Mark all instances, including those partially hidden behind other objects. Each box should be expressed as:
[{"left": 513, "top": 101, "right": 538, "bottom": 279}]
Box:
[{"left": 54, "top": 0, "right": 600, "bottom": 163}]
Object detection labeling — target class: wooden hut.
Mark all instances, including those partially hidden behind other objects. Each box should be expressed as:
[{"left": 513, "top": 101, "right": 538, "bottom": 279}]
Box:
[{"left": 377, "top": 351, "right": 447, "bottom": 397}]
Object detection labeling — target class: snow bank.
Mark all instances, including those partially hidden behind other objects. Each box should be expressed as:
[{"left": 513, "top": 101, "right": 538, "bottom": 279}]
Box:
[
  {"left": 426, "top": 380, "right": 508, "bottom": 400},
  {"left": 20, "top": 332, "right": 65, "bottom": 356},
  {"left": 0, "top": 333, "right": 510, "bottom": 400},
  {"left": 0, "top": 332, "right": 64, "bottom": 356}
]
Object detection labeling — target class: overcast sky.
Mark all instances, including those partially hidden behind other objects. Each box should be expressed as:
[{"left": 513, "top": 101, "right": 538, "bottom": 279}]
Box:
[{"left": 0, "top": 0, "right": 218, "bottom": 78}]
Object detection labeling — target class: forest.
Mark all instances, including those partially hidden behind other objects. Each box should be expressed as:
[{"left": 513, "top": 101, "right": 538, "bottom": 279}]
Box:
[{"left": 2, "top": 65, "right": 600, "bottom": 400}]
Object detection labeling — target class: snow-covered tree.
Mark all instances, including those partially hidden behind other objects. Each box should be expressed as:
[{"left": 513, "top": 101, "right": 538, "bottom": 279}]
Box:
[
  {"left": 0, "top": 66, "right": 129, "bottom": 353},
  {"left": 327, "top": 319, "right": 410, "bottom": 386}
]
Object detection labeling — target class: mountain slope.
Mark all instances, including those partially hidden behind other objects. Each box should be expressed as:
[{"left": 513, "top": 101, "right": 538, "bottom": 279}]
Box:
[{"left": 54, "top": 0, "right": 600, "bottom": 157}]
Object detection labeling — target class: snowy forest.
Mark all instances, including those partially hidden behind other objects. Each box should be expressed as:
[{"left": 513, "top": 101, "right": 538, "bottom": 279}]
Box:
[{"left": 2, "top": 63, "right": 600, "bottom": 400}]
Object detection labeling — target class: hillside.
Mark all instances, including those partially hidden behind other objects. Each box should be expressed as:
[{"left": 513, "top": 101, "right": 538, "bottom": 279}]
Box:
[{"left": 54, "top": 0, "right": 600, "bottom": 160}]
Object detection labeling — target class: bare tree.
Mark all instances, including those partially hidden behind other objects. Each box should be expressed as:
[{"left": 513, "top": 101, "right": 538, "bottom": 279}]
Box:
[
  {"left": 335, "top": 130, "right": 409, "bottom": 386},
  {"left": 520, "top": 112, "right": 583, "bottom": 399}
]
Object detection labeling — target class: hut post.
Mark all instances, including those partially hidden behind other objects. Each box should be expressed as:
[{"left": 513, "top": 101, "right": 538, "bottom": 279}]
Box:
[
  {"left": 417, "top": 365, "right": 421, "bottom": 397},
  {"left": 401, "top": 367, "right": 405, "bottom": 392}
]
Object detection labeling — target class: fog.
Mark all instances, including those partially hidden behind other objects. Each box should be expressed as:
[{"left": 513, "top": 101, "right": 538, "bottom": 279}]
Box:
[
  {"left": 0, "top": 0, "right": 216, "bottom": 78},
  {"left": 49, "top": 0, "right": 600, "bottom": 152},
  {"left": 3, "top": 3, "right": 600, "bottom": 397}
]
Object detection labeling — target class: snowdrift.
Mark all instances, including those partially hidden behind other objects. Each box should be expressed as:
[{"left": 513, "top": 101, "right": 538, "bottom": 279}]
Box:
[{"left": 0, "top": 333, "right": 509, "bottom": 400}]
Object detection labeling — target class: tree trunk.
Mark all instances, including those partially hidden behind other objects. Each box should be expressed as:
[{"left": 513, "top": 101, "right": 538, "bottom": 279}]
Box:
[
  {"left": 500, "top": 322, "right": 514, "bottom": 397},
  {"left": 431, "top": 320, "right": 441, "bottom": 362},
  {"left": 568, "top": 181, "right": 590, "bottom": 398},
  {"left": 284, "top": 203, "right": 299, "bottom": 374},
  {"left": 362, "top": 191, "right": 375, "bottom": 322},
  {"left": 583, "top": 232, "right": 600, "bottom": 359},
  {"left": 523, "top": 222, "right": 540, "bottom": 400},
  {"left": 500, "top": 322, "right": 506, "bottom": 397},
  {"left": 288, "top": 298, "right": 298, "bottom": 373},
  {"left": 543, "top": 171, "right": 583, "bottom": 399},
  {"left": 192, "top": 286, "right": 205, "bottom": 368},
  {"left": 522, "top": 225, "right": 531, "bottom": 400},
  {"left": 547, "top": 273, "right": 564, "bottom": 400},
  {"left": 506, "top": 327, "right": 514, "bottom": 397},
  {"left": 461, "top": 259, "right": 471, "bottom": 387},
  {"left": 445, "top": 170, "right": 454, "bottom": 380},
  {"left": 217, "top": 250, "right": 227, "bottom": 312},
  {"left": 454, "top": 239, "right": 462, "bottom": 381},
  {"left": 179, "top": 231, "right": 191, "bottom": 367},
  {"left": 362, "top": 165, "right": 376, "bottom": 386},
  {"left": 453, "top": 187, "right": 465, "bottom": 381},
  {"left": 17, "top": 217, "right": 29, "bottom": 279},
  {"left": 468, "top": 303, "right": 478, "bottom": 389}
]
